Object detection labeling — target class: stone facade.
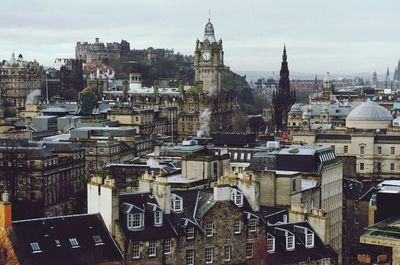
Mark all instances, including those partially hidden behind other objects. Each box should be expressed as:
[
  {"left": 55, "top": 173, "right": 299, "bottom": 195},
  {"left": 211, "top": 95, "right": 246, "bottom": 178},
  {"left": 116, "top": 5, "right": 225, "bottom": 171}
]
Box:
[
  {"left": 75, "top": 38, "right": 130, "bottom": 63},
  {"left": 0, "top": 140, "right": 86, "bottom": 220},
  {"left": 0, "top": 53, "right": 42, "bottom": 118},
  {"left": 194, "top": 20, "right": 223, "bottom": 94}
]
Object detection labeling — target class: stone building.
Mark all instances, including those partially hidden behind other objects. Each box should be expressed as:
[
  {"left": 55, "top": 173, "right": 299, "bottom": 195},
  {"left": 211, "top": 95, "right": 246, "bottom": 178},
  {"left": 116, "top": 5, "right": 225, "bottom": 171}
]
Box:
[
  {"left": 75, "top": 38, "right": 130, "bottom": 63},
  {"left": 69, "top": 127, "right": 136, "bottom": 174},
  {"left": 177, "top": 90, "right": 238, "bottom": 139},
  {"left": 59, "top": 59, "right": 85, "bottom": 100},
  {"left": 88, "top": 169, "right": 337, "bottom": 265},
  {"left": 0, "top": 53, "right": 42, "bottom": 118},
  {"left": 0, "top": 140, "right": 86, "bottom": 220},
  {"left": 194, "top": 19, "right": 224, "bottom": 94}
]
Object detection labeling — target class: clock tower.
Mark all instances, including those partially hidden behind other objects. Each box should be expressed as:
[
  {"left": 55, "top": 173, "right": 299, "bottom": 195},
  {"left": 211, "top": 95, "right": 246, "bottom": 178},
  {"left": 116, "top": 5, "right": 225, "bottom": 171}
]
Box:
[{"left": 194, "top": 19, "right": 224, "bottom": 94}]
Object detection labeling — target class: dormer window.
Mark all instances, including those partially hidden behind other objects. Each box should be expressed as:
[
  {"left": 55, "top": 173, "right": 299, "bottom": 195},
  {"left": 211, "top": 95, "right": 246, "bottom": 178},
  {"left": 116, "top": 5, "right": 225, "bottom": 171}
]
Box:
[
  {"left": 286, "top": 235, "right": 295, "bottom": 251},
  {"left": 231, "top": 189, "right": 243, "bottom": 207},
  {"left": 171, "top": 194, "right": 183, "bottom": 213},
  {"left": 267, "top": 234, "right": 275, "bottom": 253},
  {"left": 306, "top": 231, "right": 314, "bottom": 248},
  {"left": 128, "top": 213, "right": 145, "bottom": 230},
  {"left": 154, "top": 211, "right": 163, "bottom": 227}
]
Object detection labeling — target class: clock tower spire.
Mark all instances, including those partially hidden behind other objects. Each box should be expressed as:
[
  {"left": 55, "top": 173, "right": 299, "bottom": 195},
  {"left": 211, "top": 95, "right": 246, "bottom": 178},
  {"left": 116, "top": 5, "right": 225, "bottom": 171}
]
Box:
[{"left": 194, "top": 19, "right": 224, "bottom": 94}]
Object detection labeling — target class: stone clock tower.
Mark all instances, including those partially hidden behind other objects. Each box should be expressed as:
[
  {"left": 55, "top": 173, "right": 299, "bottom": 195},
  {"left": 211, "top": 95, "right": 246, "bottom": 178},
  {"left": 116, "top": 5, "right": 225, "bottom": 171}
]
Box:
[{"left": 194, "top": 19, "right": 224, "bottom": 94}]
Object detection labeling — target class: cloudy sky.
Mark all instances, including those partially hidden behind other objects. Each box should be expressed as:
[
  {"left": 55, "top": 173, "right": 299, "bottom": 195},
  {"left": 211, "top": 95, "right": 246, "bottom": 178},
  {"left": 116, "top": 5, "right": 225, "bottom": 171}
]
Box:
[{"left": 1, "top": 0, "right": 399, "bottom": 77}]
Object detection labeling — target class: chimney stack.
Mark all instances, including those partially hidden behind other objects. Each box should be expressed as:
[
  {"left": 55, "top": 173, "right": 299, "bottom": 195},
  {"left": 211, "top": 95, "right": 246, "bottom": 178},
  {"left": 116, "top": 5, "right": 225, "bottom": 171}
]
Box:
[{"left": 0, "top": 192, "right": 12, "bottom": 230}]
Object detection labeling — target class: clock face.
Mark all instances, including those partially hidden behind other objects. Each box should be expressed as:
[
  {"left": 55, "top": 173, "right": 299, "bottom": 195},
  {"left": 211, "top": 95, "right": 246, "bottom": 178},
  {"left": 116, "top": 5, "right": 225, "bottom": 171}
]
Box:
[{"left": 202, "top": 51, "right": 211, "bottom": 61}]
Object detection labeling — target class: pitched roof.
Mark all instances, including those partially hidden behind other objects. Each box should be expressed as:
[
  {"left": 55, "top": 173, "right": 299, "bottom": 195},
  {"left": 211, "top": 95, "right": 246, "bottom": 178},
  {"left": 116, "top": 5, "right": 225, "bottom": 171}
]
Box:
[
  {"left": 8, "top": 214, "right": 123, "bottom": 265},
  {"left": 267, "top": 222, "right": 337, "bottom": 264}
]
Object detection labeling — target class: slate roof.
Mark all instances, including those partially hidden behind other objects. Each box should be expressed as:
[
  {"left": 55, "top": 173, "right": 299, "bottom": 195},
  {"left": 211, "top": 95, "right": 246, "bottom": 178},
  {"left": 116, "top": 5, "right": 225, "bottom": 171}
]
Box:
[
  {"left": 267, "top": 222, "right": 337, "bottom": 264},
  {"left": 118, "top": 193, "right": 178, "bottom": 241},
  {"left": 8, "top": 214, "right": 123, "bottom": 265}
]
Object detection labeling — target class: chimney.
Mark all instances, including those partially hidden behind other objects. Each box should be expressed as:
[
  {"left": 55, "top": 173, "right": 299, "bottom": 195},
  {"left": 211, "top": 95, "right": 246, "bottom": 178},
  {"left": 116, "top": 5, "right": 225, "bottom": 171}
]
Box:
[
  {"left": 138, "top": 171, "right": 153, "bottom": 193},
  {"left": 237, "top": 173, "right": 260, "bottom": 211},
  {"left": 289, "top": 203, "right": 306, "bottom": 222},
  {"left": 87, "top": 176, "right": 119, "bottom": 235},
  {"left": 307, "top": 208, "right": 330, "bottom": 245},
  {"left": 214, "top": 178, "right": 231, "bottom": 201},
  {"left": 153, "top": 174, "right": 171, "bottom": 214},
  {"left": 0, "top": 192, "right": 12, "bottom": 230}
]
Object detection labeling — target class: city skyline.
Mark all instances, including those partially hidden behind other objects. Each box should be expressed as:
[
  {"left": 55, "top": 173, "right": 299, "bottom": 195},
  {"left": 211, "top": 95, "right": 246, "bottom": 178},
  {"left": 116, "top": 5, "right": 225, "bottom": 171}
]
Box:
[{"left": 0, "top": 0, "right": 399, "bottom": 75}]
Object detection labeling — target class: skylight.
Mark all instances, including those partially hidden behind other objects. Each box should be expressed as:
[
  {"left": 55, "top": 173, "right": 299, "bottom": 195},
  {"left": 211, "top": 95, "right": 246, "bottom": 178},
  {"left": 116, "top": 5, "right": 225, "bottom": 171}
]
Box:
[
  {"left": 69, "top": 238, "right": 80, "bottom": 248},
  {"left": 30, "top": 242, "right": 42, "bottom": 253},
  {"left": 93, "top": 235, "right": 104, "bottom": 246}
]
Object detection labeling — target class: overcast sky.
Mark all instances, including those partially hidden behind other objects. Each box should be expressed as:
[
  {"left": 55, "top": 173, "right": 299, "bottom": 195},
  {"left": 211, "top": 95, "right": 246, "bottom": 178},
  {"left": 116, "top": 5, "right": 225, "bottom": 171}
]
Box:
[{"left": 1, "top": 0, "right": 399, "bottom": 77}]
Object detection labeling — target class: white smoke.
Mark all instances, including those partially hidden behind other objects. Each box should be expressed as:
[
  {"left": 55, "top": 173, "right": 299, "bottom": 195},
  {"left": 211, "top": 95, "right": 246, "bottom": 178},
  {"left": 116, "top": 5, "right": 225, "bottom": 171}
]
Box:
[
  {"left": 26, "top": 89, "right": 41, "bottom": 105},
  {"left": 197, "top": 108, "right": 211, "bottom": 137}
]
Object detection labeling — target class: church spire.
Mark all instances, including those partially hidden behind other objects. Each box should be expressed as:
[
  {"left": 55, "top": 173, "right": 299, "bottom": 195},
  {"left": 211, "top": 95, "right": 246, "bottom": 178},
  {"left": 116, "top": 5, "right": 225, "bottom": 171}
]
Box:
[{"left": 282, "top": 45, "right": 287, "bottom": 62}]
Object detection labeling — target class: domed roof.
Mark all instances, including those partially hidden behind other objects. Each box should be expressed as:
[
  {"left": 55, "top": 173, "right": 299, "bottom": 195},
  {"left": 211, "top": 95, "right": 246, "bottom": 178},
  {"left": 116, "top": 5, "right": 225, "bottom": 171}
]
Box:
[{"left": 346, "top": 101, "right": 392, "bottom": 121}]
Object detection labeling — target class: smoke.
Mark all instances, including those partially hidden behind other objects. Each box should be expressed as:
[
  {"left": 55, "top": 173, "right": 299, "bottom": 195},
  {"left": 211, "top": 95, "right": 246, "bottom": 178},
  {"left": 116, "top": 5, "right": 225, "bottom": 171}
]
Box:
[
  {"left": 197, "top": 108, "right": 211, "bottom": 137},
  {"left": 26, "top": 89, "right": 41, "bottom": 105}
]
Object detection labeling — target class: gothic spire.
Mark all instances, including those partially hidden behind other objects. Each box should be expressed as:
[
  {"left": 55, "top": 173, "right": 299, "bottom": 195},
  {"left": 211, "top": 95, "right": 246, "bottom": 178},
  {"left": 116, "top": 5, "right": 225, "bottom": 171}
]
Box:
[{"left": 282, "top": 45, "right": 287, "bottom": 62}]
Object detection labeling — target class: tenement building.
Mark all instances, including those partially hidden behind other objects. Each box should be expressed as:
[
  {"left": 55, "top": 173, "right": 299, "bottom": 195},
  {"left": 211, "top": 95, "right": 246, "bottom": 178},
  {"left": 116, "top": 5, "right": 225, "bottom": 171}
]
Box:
[
  {"left": 0, "top": 140, "right": 86, "bottom": 220},
  {"left": 0, "top": 53, "right": 42, "bottom": 118},
  {"left": 87, "top": 170, "right": 337, "bottom": 265}
]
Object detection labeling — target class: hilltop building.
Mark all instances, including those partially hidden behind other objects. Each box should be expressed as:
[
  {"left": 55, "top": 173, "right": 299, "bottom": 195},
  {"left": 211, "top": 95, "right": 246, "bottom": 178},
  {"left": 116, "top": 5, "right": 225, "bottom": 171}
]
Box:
[{"left": 75, "top": 38, "right": 130, "bottom": 63}]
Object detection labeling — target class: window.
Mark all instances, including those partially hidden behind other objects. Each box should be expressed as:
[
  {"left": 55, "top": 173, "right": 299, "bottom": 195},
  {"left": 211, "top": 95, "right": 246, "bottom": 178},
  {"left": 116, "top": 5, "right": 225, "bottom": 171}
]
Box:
[
  {"left": 205, "top": 247, "right": 213, "bottom": 264},
  {"left": 292, "top": 179, "right": 296, "bottom": 192},
  {"left": 132, "top": 242, "right": 140, "bottom": 259},
  {"left": 377, "top": 146, "right": 382, "bottom": 155},
  {"left": 154, "top": 211, "right": 163, "bottom": 226},
  {"left": 69, "top": 238, "right": 80, "bottom": 248},
  {"left": 306, "top": 232, "right": 314, "bottom": 248},
  {"left": 344, "top": 145, "right": 348, "bottom": 154},
  {"left": 231, "top": 189, "right": 243, "bottom": 207},
  {"left": 267, "top": 237, "right": 275, "bottom": 253},
  {"left": 321, "top": 258, "right": 330, "bottom": 265},
  {"left": 377, "top": 162, "right": 382, "bottom": 172},
  {"left": 186, "top": 249, "right": 195, "bottom": 265},
  {"left": 286, "top": 235, "right": 295, "bottom": 250},
  {"left": 206, "top": 221, "right": 214, "bottom": 237},
  {"left": 234, "top": 220, "right": 241, "bottom": 234},
  {"left": 30, "top": 242, "right": 42, "bottom": 253},
  {"left": 247, "top": 153, "right": 251, "bottom": 161},
  {"left": 391, "top": 146, "right": 395, "bottom": 155},
  {"left": 128, "top": 213, "right": 144, "bottom": 230},
  {"left": 249, "top": 219, "right": 257, "bottom": 232},
  {"left": 148, "top": 241, "right": 156, "bottom": 257},
  {"left": 391, "top": 163, "right": 395, "bottom": 171},
  {"left": 93, "top": 235, "right": 104, "bottom": 246},
  {"left": 360, "top": 146, "right": 365, "bottom": 155},
  {"left": 360, "top": 163, "right": 364, "bottom": 170},
  {"left": 164, "top": 239, "right": 171, "bottom": 255},
  {"left": 171, "top": 194, "right": 183, "bottom": 213},
  {"left": 245, "top": 242, "right": 253, "bottom": 258},
  {"left": 55, "top": 240, "right": 61, "bottom": 247},
  {"left": 186, "top": 227, "right": 195, "bottom": 239},
  {"left": 224, "top": 245, "right": 231, "bottom": 261}
]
